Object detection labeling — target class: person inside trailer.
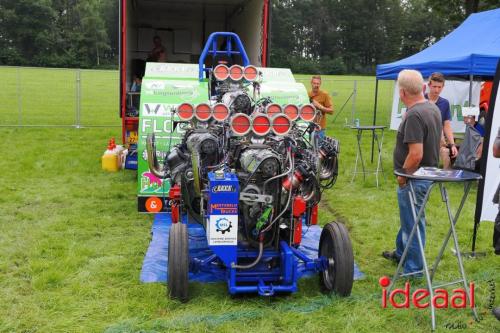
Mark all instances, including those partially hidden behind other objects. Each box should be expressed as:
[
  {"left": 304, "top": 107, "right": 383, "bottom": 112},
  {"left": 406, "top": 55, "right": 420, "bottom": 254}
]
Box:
[{"left": 147, "top": 36, "right": 167, "bottom": 62}]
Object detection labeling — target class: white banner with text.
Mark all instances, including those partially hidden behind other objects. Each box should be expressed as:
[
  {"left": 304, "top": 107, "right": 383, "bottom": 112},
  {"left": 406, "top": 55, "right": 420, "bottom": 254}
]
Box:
[{"left": 390, "top": 80, "right": 481, "bottom": 132}]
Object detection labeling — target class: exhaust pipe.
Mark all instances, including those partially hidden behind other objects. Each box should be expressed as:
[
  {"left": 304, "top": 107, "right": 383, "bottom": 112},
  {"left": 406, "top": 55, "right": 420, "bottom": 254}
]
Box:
[
  {"left": 319, "top": 157, "right": 337, "bottom": 180},
  {"left": 190, "top": 151, "right": 202, "bottom": 196},
  {"left": 146, "top": 134, "right": 169, "bottom": 179}
]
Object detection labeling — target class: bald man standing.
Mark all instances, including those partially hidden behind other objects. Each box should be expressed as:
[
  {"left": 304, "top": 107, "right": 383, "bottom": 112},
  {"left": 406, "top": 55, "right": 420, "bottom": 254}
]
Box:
[
  {"left": 308, "top": 75, "right": 334, "bottom": 140},
  {"left": 383, "top": 69, "right": 442, "bottom": 276}
]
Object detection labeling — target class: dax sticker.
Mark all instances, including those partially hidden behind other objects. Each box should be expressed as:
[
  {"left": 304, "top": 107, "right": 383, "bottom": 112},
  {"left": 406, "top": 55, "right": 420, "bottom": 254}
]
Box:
[
  {"left": 208, "top": 215, "right": 238, "bottom": 245},
  {"left": 211, "top": 185, "right": 236, "bottom": 193},
  {"left": 145, "top": 196, "right": 163, "bottom": 213}
]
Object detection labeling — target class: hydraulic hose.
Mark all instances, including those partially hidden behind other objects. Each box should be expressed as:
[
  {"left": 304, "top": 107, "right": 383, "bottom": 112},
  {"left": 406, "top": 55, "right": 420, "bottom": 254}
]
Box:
[
  {"left": 232, "top": 237, "right": 264, "bottom": 270},
  {"left": 261, "top": 148, "right": 294, "bottom": 233},
  {"left": 263, "top": 147, "right": 293, "bottom": 193}
]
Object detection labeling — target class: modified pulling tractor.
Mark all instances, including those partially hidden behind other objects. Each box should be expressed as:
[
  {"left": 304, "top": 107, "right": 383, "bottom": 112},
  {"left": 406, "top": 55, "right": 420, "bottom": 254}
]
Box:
[{"left": 142, "top": 32, "right": 354, "bottom": 301}]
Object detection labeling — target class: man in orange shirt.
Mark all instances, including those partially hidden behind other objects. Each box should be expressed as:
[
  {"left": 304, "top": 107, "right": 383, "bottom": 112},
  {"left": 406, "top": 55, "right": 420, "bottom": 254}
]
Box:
[{"left": 308, "top": 75, "right": 334, "bottom": 140}]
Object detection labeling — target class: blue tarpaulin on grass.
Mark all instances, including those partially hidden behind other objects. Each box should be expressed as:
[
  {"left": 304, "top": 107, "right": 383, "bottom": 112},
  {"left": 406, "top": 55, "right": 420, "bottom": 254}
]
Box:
[{"left": 140, "top": 214, "right": 365, "bottom": 283}]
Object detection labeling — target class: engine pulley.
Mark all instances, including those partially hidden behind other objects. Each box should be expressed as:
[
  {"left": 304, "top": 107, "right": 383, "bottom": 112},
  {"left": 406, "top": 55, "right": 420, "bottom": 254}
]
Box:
[{"left": 240, "top": 148, "right": 280, "bottom": 177}]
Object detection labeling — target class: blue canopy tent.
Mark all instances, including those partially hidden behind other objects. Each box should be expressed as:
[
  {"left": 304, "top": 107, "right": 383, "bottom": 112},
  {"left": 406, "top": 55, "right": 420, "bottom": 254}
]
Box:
[
  {"left": 376, "top": 8, "right": 500, "bottom": 80},
  {"left": 373, "top": 8, "right": 500, "bottom": 255},
  {"left": 373, "top": 8, "right": 500, "bottom": 127}
]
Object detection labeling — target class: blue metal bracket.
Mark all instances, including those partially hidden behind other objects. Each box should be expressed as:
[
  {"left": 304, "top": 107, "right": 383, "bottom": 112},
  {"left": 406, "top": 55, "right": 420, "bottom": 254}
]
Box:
[
  {"left": 198, "top": 32, "right": 250, "bottom": 81},
  {"left": 287, "top": 242, "right": 329, "bottom": 273}
]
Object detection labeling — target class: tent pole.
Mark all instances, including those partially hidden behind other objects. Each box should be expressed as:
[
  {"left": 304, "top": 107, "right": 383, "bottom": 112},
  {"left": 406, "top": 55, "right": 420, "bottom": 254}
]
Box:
[
  {"left": 471, "top": 218, "right": 479, "bottom": 253},
  {"left": 371, "top": 79, "right": 379, "bottom": 162},
  {"left": 468, "top": 73, "right": 478, "bottom": 254},
  {"left": 468, "top": 74, "right": 473, "bottom": 106}
]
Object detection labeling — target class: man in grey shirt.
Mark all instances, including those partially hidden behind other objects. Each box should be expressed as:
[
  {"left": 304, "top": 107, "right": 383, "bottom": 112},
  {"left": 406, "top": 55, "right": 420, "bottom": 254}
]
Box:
[{"left": 383, "top": 69, "right": 442, "bottom": 275}]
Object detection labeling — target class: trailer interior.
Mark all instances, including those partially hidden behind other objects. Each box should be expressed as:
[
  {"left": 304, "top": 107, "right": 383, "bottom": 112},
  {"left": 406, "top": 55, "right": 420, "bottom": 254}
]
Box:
[
  {"left": 119, "top": 0, "right": 270, "bottom": 156},
  {"left": 122, "top": 0, "right": 268, "bottom": 84}
]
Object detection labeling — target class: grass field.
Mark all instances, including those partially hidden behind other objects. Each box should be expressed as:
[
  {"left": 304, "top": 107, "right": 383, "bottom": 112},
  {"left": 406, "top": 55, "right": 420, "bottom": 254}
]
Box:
[{"left": 0, "top": 67, "right": 498, "bottom": 333}]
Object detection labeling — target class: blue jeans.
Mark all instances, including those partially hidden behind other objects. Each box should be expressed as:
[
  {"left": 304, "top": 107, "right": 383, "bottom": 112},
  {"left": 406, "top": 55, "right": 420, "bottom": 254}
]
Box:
[
  {"left": 310, "top": 129, "right": 325, "bottom": 146},
  {"left": 395, "top": 179, "right": 432, "bottom": 274},
  {"left": 311, "top": 129, "right": 325, "bottom": 145}
]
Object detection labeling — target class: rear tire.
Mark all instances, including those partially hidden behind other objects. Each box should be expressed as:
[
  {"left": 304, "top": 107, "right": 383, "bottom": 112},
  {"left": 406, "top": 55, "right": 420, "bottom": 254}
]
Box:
[
  {"left": 168, "top": 222, "right": 189, "bottom": 302},
  {"left": 319, "top": 221, "right": 354, "bottom": 296}
]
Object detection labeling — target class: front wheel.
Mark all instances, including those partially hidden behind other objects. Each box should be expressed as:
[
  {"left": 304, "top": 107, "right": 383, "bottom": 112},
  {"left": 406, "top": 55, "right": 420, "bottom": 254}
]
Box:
[
  {"left": 319, "top": 221, "right": 354, "bottom": 296},
  {"left": 168, "top": 222, "right": 189, "bottom": 302}
]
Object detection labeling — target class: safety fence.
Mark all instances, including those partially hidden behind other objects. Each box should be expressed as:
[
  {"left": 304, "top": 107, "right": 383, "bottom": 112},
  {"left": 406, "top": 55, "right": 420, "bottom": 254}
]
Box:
[
  {"left": 0, "top": 66, "right": 120, "bottom": 128},
  {"left": 0, "top": 66, "right": 395, "bottom": 128}
]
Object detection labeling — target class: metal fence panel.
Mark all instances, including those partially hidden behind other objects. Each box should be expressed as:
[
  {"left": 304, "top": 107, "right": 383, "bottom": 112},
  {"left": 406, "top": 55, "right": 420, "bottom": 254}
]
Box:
[
  {"left": 0, "top": 66, "right": 120, "bottom": 127},
  {"left": 0, "top": 67, "right": 23, "bottom": 126},
  {"left": 295, "top": 77, "right": 394, "bottom": 127},
  {"left": 80, "top": 69, "right": 120, "bottom": 127},
  {"left": 0, "top": 67, "right": 394, "bottom": 129}
]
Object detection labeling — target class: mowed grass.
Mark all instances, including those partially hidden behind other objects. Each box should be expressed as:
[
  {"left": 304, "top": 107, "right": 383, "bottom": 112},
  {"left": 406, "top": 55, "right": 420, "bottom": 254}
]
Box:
[
  {"left": 0, "top": 67, "right": 498, "bottom": 333},
  {"left": 0, "top": 67, "right": 118, "bottom": 126}
]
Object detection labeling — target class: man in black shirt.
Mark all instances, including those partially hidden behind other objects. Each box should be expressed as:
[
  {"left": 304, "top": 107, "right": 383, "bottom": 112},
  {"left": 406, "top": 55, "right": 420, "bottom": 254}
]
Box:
[{"left": 383, "top": 69, "right": 442, "bottom": 275}]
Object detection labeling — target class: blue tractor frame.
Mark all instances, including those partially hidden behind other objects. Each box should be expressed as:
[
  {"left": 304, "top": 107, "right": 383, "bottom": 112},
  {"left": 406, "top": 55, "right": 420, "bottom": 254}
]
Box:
[{"left": 178, "top": 171, "right": 330, "bottom": 296}]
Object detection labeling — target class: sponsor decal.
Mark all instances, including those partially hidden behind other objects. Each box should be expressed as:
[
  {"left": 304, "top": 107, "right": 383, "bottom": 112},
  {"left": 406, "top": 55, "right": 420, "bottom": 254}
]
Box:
[
  {"left": 143, "top": 103, "right": 173, "bottom": 117},
  {"left": 145, "top": 81, "right": 166, "bottom": 90},
  {"left": 208, "top": 215, "right": 238, "bottom": 245},
  {"left": 215, "top": 217, "right": 233, "bottom": 234},
  {"left": 211, "top": 185, "right": 236, "bottom": 193},
  {"left": 145, "top": 196, "right": 163, "bottom": 213}
]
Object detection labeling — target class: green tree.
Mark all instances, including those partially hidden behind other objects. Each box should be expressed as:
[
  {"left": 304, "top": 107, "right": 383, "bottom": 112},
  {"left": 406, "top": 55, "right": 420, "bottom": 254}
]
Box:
[
  {"left": 271, "top": 0, "right": 407, "bottom": 74},
  {"left": 426, "top": 0, "right": 500, "bottom": 28},
  {"left": 399, "top": 0, "right": 451, "bottom": 59},
  {"left": 0, "top": 0, "right": 58, "bottom": 66},
  {"left": 0, "top": 0, "right": 117, "bottom": 68},
  {"left": 270, "top": 0, "right": 498, "bottom": 74},
  {"left": 76, "top": 0, "right": 110, "bottom": 67},
  {"left": 51, "top": 0, "right": 111, "bottom": 67}
]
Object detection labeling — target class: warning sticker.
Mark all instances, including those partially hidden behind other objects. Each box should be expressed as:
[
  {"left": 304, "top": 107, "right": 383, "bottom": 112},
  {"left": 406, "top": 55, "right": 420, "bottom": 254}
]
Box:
[{"left": 208, "top": 215, "right": 238, "bottom": 246}]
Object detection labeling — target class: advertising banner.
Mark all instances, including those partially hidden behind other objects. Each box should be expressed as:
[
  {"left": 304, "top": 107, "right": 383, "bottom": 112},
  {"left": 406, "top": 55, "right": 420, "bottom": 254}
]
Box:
[
  {"left": 390, "top": 80, "right": 481, "bottom": 132},
  {"left": 479, "top": 76, "right": 500, "bottom": 222},
  {"left": 137, "top": 63, "right": 208, "bottom": 212}
]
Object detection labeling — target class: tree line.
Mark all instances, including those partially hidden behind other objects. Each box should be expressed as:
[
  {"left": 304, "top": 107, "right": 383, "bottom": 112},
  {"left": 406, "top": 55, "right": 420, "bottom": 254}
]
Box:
[
  {"left": 0, "top": 0, "right": 118, "bottom": 68},
  {"left": 0, "top": 0, "right": 498, "bottom": 72},
  {"left": 271, "top": 0, "right": 499, "bottom": 74}
]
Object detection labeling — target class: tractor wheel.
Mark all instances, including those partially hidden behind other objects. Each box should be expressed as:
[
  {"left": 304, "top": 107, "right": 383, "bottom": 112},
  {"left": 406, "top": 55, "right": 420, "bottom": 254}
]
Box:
[
  {"left": 319, "top": 221, "right": 354, "bottom": 296},
  {"left": 168, "top": 222, "right": 189, "bottom": 302}
]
